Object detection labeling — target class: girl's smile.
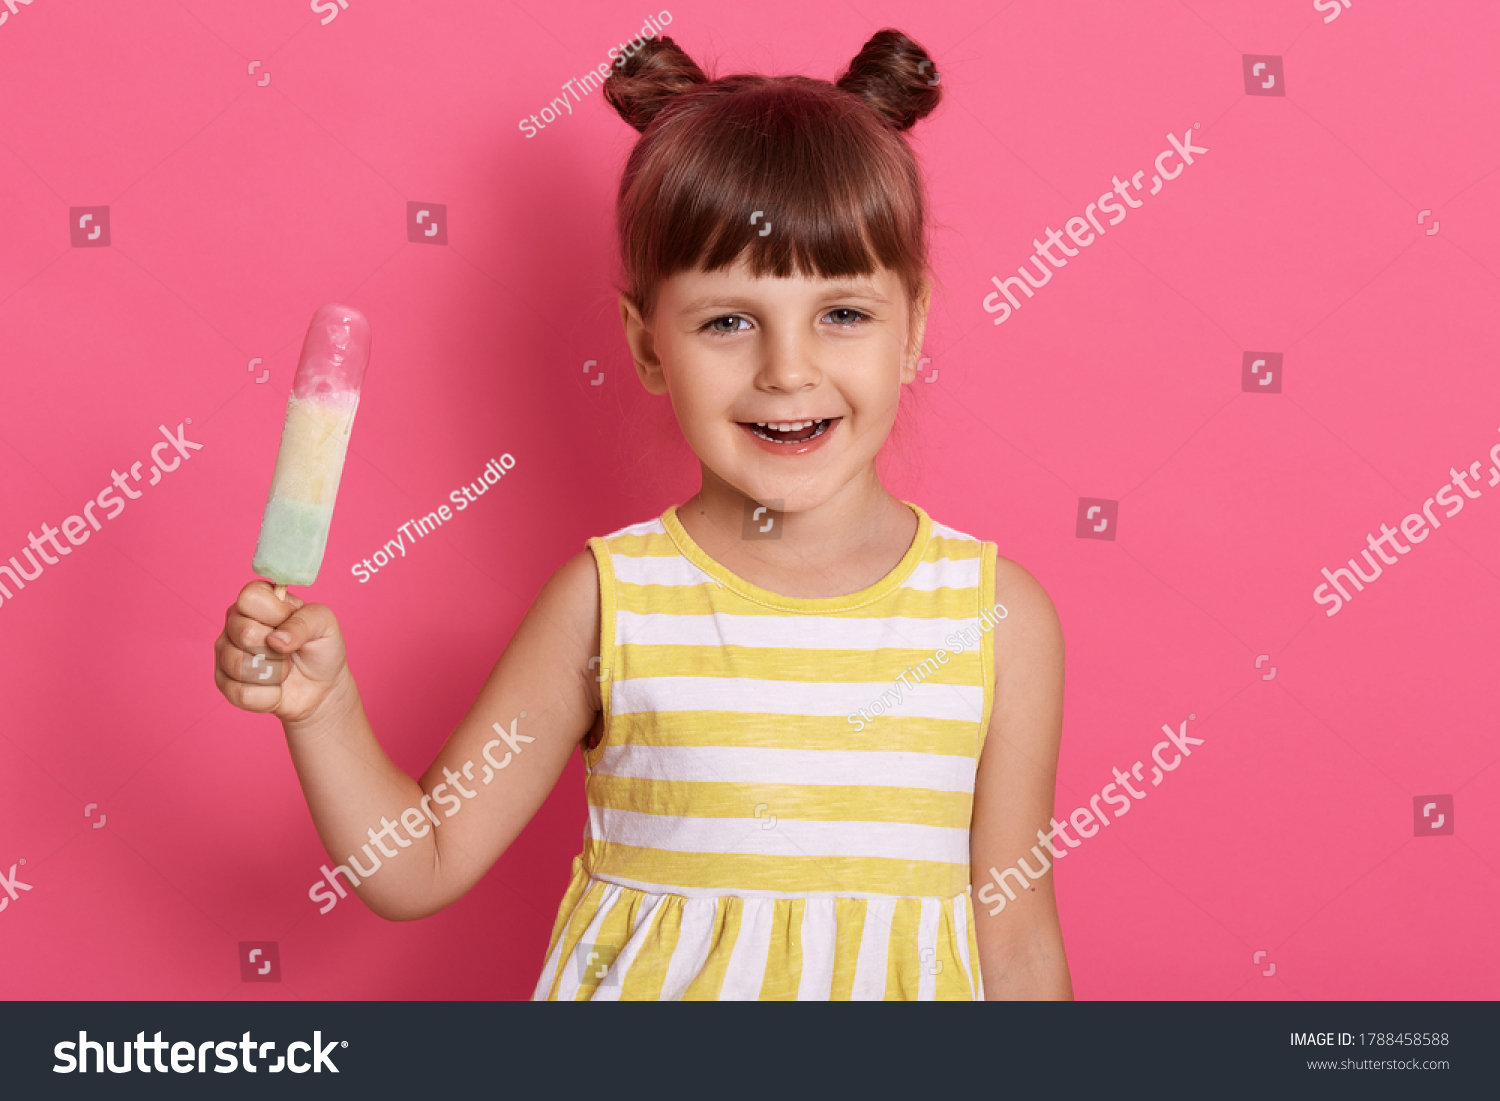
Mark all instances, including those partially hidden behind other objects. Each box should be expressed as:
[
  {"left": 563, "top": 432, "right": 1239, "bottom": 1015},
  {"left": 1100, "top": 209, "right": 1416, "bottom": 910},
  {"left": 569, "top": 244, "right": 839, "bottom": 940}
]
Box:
[{"left": 736, "top": 416, "right": 841, "bottom": 454}]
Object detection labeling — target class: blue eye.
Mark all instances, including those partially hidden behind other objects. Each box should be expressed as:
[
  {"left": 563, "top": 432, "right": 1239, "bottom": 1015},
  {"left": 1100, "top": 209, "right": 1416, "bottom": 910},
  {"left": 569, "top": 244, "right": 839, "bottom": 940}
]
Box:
[{"left": 825, "top": 308, "right": 869, "bottom": 325}]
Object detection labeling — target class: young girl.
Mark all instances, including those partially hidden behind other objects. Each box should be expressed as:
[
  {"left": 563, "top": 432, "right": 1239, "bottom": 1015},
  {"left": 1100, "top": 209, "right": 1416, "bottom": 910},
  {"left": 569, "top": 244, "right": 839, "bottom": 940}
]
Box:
[{"left": 214, "top": 27, "right": 1071, "bottom": 1000}]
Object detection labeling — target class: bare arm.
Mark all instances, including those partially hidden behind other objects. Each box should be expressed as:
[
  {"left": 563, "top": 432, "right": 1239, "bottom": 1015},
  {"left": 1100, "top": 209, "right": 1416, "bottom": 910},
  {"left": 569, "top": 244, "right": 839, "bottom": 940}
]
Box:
[
  {"left": 214, "top": 549, "right": 601, "bottom": 921},
  {"left": 968, "top": 556, "right": 1074, "bottom": 999}
]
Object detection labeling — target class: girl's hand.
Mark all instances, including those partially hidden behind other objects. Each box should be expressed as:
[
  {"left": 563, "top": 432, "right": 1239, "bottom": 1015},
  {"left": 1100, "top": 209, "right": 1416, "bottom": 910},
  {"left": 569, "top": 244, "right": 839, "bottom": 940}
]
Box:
[{"left": 214, "top": 580, "right": 351, "bottom": 727}]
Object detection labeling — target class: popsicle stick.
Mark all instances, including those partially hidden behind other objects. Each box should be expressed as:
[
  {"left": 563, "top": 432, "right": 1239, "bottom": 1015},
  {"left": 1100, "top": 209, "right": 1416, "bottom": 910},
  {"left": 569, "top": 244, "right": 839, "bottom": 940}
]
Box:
[{"left": 274, "top": 584, "right": 288, "bottom": 602}]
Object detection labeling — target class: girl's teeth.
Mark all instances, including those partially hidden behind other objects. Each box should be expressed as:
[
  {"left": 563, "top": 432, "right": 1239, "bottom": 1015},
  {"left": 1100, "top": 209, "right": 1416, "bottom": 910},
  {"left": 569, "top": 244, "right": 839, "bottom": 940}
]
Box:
[{"left": 746, "top": 419, "right": 831, "bottom": 444}]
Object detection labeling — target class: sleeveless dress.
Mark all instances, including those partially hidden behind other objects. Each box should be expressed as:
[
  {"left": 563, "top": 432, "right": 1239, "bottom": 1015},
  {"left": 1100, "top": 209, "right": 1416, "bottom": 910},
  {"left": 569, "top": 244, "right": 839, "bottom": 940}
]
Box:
[{"left": 533, "top": 501, "right": 1000, "bottom": 1000}]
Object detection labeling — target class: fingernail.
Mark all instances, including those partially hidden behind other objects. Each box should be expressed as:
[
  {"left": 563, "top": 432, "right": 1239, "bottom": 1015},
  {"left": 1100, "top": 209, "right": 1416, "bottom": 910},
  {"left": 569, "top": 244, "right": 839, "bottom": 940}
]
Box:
[{"left": 268, "top": 631, "right": 290, "bottom": 647}]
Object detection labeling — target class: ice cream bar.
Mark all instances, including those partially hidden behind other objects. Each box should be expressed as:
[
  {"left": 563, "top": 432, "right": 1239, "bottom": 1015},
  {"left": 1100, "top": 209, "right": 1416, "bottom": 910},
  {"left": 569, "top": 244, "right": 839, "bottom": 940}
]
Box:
[{"left": 252, "top": 303, "right": 371, "bottom": 590}]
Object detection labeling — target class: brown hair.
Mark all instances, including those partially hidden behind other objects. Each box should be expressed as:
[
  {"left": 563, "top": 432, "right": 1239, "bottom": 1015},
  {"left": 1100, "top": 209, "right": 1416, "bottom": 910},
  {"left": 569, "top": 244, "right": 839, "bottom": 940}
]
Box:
[{"left": 603, "top": 28, "right": 943, "bottom": 323}]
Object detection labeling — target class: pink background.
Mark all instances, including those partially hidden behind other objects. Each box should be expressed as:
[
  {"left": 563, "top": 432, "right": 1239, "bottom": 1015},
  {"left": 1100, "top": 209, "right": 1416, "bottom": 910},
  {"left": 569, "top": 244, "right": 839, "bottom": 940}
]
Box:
[{"left": 1, "top": 0, "right": 1497, "bottom": 1000}]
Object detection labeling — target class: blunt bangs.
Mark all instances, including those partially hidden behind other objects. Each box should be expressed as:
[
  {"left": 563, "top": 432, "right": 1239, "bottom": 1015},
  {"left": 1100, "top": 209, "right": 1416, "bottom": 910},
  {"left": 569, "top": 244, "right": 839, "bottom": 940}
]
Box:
[{"left": 617, "top": 75, "right": 928, "bottom": 319}]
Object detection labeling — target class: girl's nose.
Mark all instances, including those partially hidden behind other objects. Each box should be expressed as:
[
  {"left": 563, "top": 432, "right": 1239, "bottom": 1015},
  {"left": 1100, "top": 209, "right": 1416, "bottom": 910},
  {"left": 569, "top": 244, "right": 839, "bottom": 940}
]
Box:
[{"left": 755, "top": 330, "right": 821, "bottom": 392}]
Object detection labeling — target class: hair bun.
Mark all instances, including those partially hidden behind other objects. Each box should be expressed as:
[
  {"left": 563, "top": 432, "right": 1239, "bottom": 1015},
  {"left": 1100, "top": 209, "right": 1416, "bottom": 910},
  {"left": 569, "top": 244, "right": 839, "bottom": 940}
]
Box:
[
  {"left": 604, "top": 35, "right": 710, "bottom": 133},
  {"left": 834, "top": 28, "right": 942, "bottom": 132}
]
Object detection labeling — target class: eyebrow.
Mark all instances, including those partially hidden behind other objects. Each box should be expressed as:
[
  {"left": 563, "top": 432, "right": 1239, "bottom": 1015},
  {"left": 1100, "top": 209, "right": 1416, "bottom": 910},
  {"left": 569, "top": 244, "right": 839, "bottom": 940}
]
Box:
[{"left": 676, "top": 281, "right": 889, "bottom": 314}]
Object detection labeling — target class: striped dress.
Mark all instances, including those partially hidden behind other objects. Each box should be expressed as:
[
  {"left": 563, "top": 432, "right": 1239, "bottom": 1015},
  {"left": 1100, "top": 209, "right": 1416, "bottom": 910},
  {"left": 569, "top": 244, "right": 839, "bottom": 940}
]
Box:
[{"left": 533, "top": 501, "right": 1000, "bottom": 1000}]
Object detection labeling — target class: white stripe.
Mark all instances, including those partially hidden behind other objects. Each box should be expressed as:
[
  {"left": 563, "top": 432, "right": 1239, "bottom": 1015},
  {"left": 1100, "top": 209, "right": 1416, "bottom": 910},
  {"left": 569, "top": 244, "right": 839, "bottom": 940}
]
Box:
[
  {"left": 532, "top": 925, "right": 570, "bottom": 1000},
  {"left": 917, "top": 897, "right": 941, "bottom": 1001},
  {"left": 611, "top": 554, "right": 716, "bottom": 588},
  {"left": 589, "top": 808, "right": 970, "bottom": 865},
  {"left": 609, "top": 676, "right": 985, "bottom": 723},
  {"left": 589, "top": 890, "right": 668, "bottom": 1002},
  {"left": 796, "top": 898, "right": 837, "bottom": 1000},
  {"left": 954, "top": 892, "right": 977, "bottom": 1000},
  {"left": 616, "top": 609, "right": 985, "bottom": 651},
  {"left": 658, "top": 897, "right": 720, "bottom": 1000},
  {"left": 596, "top": 744, "right": 977, "bottom": 792},
  {"left": 930, "top": 520, "right": 981, "bottom": 542},
  {"left": 611, "top": 551, "right": 981, "bottom": 595},
  {"left": 850, "top": 898, "right": 896, "bottom": 1000},
  {"left": 602, "top": 517, "right": 665, "bottom": 541},
  {"left": 552, "top": 885, "right": 621, "bottom": 1002},
  {"left": 719, "top": 897, "right": 775, "bottom": 1000},
  {"left": 902, "top": 556, "right": 982, "bottom": 592}
]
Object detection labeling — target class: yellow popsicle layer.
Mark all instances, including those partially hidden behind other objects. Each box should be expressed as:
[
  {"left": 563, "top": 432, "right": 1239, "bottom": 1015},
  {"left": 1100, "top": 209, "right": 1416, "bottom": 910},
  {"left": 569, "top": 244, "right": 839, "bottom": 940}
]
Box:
[{"left": 266, "top": 395, "right": 357, "bottom": 507}]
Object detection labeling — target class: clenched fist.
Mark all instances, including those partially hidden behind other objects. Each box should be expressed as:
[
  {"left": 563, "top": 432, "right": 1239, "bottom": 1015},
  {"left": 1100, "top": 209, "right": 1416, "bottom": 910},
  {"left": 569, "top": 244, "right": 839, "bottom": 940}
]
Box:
[{"left": 214, "top": 580, "right": 350, "bottom": 726}]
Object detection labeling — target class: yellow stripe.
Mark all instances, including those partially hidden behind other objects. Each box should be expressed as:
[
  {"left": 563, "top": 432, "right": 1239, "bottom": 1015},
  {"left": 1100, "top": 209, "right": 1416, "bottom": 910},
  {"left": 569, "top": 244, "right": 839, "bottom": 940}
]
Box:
[
  {"left": 602, "top": 530, "right": 685, "bottom": 559},
  {"left": 606, "top": 529, "right": 985, "bottom": 565},
  {"left": 588, "top": 775, "right": 974, "bottom": 828},
  {"left": 882, "top": 898, "right": 922, "bottom": 1000},
  {"left": 933, "top": 898, "right": 971, "bottom": 1000},
  {"left": 540, "top": 857, "right": 590, "bottom": 973},
  {"left": 977, "top": 540, "right": 997, "bottom": 758},
  {"left": 616, "top": 897, "right": 679, "bottom": 1000},
  {"left": 543, "top": 877, "right": 608, "bottom": 1000},
  {"left": 617, "top": 643, "right": 982, "bottom": 685},
  {"left": 583, "top": 841, "right": 969, "bottom": 898},
  {"left": 615, "top": 581, "right": 984, "bottom": 620},
  {"left": 757, "top": 898, "right": 805, "bottom": 999},
  {"left": 601, "top": 710, "right": 981, "bottom": 755},
  {"left": 682, "top": 898, "right": 740, "bottom": 1000},
  {"left": 584, "top": 536, "right": 618, "bottom": 774},
  {"left": 573, "top": 889, "right": 640, "bottom": 1000},
  {"left": 966, "top": 900, "right": 985, "bottom": 999},
  {"left": 828, "top": 898, "right": 867, "bottom": 1000}
]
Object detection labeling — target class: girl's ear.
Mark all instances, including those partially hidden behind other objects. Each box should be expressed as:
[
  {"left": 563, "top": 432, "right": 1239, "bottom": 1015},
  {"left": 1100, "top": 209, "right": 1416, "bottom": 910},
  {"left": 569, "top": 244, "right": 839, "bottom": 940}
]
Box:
[
  {"left": 899, "top": 279, "right": 933, "bottom": 385},
  {"left": 619, "top": 293, "right": 669, "bottom": 395}
]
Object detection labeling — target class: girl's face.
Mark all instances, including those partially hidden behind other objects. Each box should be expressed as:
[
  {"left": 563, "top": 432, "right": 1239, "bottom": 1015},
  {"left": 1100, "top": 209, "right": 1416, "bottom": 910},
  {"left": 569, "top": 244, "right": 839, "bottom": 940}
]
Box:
[{"left": 620, "top": 256, "right": 930, "bottom": 512}]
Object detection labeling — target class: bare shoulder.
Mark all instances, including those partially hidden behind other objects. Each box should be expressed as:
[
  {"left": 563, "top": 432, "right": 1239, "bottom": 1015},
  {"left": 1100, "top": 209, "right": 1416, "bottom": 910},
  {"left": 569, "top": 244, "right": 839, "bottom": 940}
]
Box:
[
  {"left": 533, "top": 546, "right": 602, "bottom": 640},
  {"left": 977, "top": 552, "right": 1065, "bottom": 783},
  {"left": 520, "top": 547, "right": 603, "bottom": 708},
  {"left": 542, "top": 546, "right": 602, "bottom": 613},
  {"left": 991, "top": 553, "right": 1063, "bottom": 663}
]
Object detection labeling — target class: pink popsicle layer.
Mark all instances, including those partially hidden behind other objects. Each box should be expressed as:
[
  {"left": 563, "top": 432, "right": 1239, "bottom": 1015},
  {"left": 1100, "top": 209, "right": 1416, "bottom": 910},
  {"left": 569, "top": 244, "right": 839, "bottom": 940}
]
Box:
[{"left": 292, "top": 302, "right": 372, "bottom": 402}]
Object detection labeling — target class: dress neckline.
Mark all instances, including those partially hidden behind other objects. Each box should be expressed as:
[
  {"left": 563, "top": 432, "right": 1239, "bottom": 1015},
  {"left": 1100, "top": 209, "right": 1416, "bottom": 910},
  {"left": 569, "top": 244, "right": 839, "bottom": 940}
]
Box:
[{"left": 659, "top": 500, "right": 932, "bottom": 613}]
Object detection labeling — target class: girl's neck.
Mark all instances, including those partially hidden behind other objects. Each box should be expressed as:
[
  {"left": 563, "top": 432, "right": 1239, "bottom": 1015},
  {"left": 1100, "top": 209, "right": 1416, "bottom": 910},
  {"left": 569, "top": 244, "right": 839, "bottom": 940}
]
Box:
[{"left": 675, "top": 467, "right": 920, "bottom": 600}]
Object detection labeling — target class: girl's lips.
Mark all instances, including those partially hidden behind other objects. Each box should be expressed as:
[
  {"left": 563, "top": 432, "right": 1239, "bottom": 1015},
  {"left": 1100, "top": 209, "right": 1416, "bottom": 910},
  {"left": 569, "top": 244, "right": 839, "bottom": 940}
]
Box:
[{"left": 737, "top": 417, "right": 841, "bottom": 455}]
